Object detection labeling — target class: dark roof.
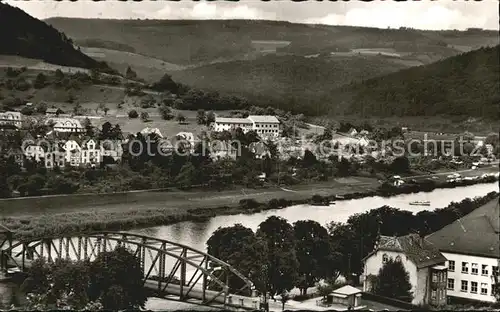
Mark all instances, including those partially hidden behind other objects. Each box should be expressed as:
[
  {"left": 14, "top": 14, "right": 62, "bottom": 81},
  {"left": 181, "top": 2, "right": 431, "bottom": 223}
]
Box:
[
  {"left": 371, "top": 234, "right": 447, "bottom": 269},
  {"left": 425, "top": 197, "right": 500, "bottom": 258}
]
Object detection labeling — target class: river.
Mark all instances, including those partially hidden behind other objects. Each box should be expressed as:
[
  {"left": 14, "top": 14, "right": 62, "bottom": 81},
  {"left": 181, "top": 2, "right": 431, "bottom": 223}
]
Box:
[
  {"left": 0, "top": 182, "right": 497, "bottom": 309},
  {"left": 129, "top": 182, "right": 498, "bottom": 252}
]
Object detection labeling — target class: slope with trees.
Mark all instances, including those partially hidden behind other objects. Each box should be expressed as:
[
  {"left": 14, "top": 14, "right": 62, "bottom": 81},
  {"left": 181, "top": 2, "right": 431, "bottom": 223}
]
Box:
[
  {"left": 0, "top": 3, "right": 113, "bottom": 71},
  {"left": 337, "top": 45, "right": 500, "bottom": 118}
]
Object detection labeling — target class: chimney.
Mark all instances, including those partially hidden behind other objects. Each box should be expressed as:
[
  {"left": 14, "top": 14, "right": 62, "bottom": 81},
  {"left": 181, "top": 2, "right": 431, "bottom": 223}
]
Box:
[{"left": 418, "top": 231, "right": 425, "bottom": 247}]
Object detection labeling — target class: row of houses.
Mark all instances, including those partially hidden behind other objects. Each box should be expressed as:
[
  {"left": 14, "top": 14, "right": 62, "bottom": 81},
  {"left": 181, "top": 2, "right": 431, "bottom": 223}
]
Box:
[
  {"left": 362, "top": 197, "right": 500, "bottom": 306},
  {"left": 6, "top": 133, "right": 123, "bottom": 169}
]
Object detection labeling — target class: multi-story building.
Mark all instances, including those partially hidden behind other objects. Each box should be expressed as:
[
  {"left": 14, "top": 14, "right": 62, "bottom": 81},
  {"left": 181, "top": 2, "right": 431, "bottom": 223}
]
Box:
[
  {"left": 44, "top": 143, "right": 66, "bottom": 169},
  {"left": 247, "top": 115, "right": 280, "bottom": 138},
  {"left": 46, "top": 118, "right": 84, "bottom": 133},
  {"left": 81, "top": 139, "right": 101, "bottom": 167},
  {"left": 63, "top": 139, "right": 82, "bottom": 167},
  {"left": 212, "top": 115, "right": 280, "bottom": 139},
  {"left": 0, "top": 111, "right": 22, "bottom": 128},
  {"left": 425, "top": 197, "right": 499, "bottom": 304},
  {"left": 362, "top": 233, "right": 448, "bottom": 306},
  {"left": 212, "top": 117, "right": 253, "bottom": 133},
  {"left": 24, "top": 144, "right": 45, "bottom": 162}
]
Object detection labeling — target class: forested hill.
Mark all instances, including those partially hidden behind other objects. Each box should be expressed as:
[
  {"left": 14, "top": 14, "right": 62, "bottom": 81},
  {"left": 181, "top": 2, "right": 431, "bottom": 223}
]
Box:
[
  {"left": 0, "top": 3, "right": 109, "bottom": 70},
  {"left": 335, "top": 45, "right": 500, "bottom": 118}
]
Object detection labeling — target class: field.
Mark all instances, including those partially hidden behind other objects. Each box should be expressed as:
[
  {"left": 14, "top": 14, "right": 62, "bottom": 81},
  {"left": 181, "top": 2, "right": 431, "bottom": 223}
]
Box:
[{"left": 81, "top": 47, "right": 186, "bottom": 81}]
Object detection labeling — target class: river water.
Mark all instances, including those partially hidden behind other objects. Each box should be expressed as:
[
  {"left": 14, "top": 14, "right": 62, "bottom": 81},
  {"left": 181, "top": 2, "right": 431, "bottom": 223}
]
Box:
[
  {"left": 130, "top": 182, "right": 499, "bottom": 252},
  {"left": 0, "top": 182, "right": 497, "bottom": 309}
]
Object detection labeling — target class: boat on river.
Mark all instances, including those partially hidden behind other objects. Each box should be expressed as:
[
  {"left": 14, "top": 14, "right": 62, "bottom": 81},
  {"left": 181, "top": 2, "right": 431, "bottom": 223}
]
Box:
[{"left": 409, "top": 201, "right": 431, "bottom": 206}]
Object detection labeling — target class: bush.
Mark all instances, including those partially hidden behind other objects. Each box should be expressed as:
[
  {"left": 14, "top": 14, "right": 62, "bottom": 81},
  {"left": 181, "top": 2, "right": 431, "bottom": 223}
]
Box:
[
  {"left": 128, "top": 110, "right": 138, "bottom": 119},
  {"left": 239, "top": 198, "right": 260, "bottom": 209},
  {"left": 140, "top": 111, "right": 149, "bottom": 122},
  {"left": 21, "top": 106, "right": 34, "bottom": 115}
]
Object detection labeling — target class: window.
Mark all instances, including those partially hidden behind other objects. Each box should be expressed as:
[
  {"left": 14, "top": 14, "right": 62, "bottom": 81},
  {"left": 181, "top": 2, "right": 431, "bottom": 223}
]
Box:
[
  {"left": 461, "top": 280, "right": 468, "bottom": 292},
  {"left": 432, "top": 273, "right": 438, "bottom": 282},
  {"left": 493, "top": 284, "right": 497, "bottom": 296},
  {"left": 480, "top": 264, "right": 488, "bottom": 276},
  {"left": 382, "top": 254, "right": 388, "bottom": 264},
  {"left": 395, "top": 255, "right": 402, "bottom": 262},
  {"left": 448, "top": 278, "right": 455, "bottom": 290},
  {"left": 471, "top": 281, "right": 478, "bottom": 293},
  {"left": 431, "top": 290, "right": 437, "bottom": 300},
  {"left": 493, "top": 266, "right": 499, "bottom": 276},
  {"left": 471, "top": 263, "right": 478, "bottom": 275},
  {"left": 462, "top": 262, "right": 469, "bottom": 273},
  {"left": 448, "top": 260, "right": 455, "bottom": 272},
  {"left": 481, "top": 283, "right": 488, "bottom": 295}
]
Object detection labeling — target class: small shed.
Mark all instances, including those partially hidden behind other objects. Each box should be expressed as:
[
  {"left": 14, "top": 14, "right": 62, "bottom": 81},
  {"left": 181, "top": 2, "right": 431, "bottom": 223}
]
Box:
[{"left": 327, "top": 285, "right": 362, "bottom": 308}]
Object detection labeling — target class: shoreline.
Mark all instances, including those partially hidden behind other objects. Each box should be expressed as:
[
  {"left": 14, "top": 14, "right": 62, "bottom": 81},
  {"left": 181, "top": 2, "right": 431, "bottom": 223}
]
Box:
[{"left": 1, "top": 176, "right": 498, "bottom": 240}]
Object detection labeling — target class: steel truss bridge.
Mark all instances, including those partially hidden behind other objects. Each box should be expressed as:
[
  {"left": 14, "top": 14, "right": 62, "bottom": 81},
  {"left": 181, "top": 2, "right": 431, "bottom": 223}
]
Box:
[{"left": 0, "top": 232, "right": 260, "bottom": 310}]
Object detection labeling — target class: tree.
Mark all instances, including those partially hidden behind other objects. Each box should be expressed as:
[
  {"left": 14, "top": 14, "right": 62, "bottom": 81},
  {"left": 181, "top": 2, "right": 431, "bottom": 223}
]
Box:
[
  {"left": 73, "top": 102, "right": 83, "bottom": 115},
  {"left": 140, "top": 111, "right": 149, "bottom": 122},
  {"left": 34, "top": 73, "right": 48, "bottom": 89},
  {"left": 125, "top": 66, "right": 137, "bottom": 80},
  {"left": 206, "top": 111, "right": 216, "bottom": 125},
  {"left": 390, "top": 156, "right": 410, "bottom": 174},
  {"left": 128, "top": 110, "right": 138, "bottom": 119},
  {"left": 176, "top": 113, "right": 186, "bottom": 124},
  {"left": 35, "top": 101, "right": 48, "bottom": 114},
  {"left": 207, "top": 224, "right": 267, "bottom": 294},
  {"left": 196, "top": 109, "right": 206, "bottom": 125},
  {"left": 97, "top": 103, "right": 106, "bottom": 114},
  {"left": 158, "top": 105, "right": 174, "bottom": 120},
  {"left": 103, "top": 106, "right": 109, "bottom": 116},
  {"left": 88, "top": 246, "right": 147, "bottom": 310},
  {"left": 151, "top": 73, "right": 178, "bottom": 93},
  {"left": 302, "top": 150, "right": 317, "bottom": 167},
  {"left": 21, "top": 106, "right": 34, "bottom": 115},
  {"left": 175, "top": 162, "right": 197, "bottom": 188},
  {"left": 293, "top": 220, "right": 332, "bottom": 295},
  {"left": 373, "top": 258, "right": 413, "bottom": 302},
  {"left": 256, "top": 216, "right": 299, "bottom": 298}
]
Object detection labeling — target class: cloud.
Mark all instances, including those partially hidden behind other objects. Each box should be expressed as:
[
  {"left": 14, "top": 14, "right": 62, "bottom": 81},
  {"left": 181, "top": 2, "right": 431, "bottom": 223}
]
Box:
[{"left": 5, "top": 0, "right": 499, "bottom": 30}]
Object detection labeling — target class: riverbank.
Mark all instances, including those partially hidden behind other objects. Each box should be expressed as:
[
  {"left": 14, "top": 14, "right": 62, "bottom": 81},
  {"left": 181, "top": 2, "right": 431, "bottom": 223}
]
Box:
[{"left": 1, "top": 173, "right": 498, "bottom": 240}]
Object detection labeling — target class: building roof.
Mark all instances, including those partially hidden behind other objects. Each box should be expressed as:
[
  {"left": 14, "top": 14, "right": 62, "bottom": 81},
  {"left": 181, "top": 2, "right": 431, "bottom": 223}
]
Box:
[
  {"left": 140, "top": 127, "right": 163, "bottom": 138},
  {"left": 425, "top": 197, "right": 499, "bottom": 258},
  {"left": 247, "top": 115, "right": 279, "bottom": 123},
  {"left": 368, "top": 233, "right": 447, "bottom": 269},
  {"left": 46, "top": 108, "right": 63, "bottom": 113},
  {"left": 332, "top": 285, "right": 362, "bottom": 296},
  {"left": 215, "top": 117, "right": 252, "bottom": 124}
]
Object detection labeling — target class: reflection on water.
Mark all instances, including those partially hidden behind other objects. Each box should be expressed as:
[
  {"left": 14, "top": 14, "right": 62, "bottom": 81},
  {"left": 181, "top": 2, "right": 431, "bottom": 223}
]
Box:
[{"left": 130, "top": 182, "right": 498, "bottom": 253}]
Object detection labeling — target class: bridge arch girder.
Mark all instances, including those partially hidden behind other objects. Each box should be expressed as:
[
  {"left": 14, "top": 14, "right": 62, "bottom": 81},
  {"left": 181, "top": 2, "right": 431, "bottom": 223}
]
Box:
[{"left": 1, "top": 231, "right": 257, "bottom": 308}]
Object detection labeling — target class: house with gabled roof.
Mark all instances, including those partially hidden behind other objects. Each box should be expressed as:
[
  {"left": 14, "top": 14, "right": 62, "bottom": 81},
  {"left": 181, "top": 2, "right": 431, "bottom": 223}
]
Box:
[
  {"left": 362, "top": 233, "right": 448, "bottom": 306},
  {"left": 425, "top": 197, "right": 499, "bottom": 303},
  {"left": 81, "top": 138, "right": 101, "bottom": 167},
  {"left": 44, "top": 142, "right": 66, "bottom": 169}
]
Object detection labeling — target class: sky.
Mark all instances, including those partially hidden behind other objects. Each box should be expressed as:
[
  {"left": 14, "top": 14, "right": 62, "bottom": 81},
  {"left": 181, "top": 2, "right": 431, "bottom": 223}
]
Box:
[{"left": 7, "top": 0, "right": 500, "bottom": 31}]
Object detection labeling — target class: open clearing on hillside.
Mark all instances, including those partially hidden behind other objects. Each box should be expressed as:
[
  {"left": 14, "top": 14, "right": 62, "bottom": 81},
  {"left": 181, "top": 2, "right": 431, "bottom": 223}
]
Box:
[{"left": 81, "top": 47, "right": 186, "bottom": 80}]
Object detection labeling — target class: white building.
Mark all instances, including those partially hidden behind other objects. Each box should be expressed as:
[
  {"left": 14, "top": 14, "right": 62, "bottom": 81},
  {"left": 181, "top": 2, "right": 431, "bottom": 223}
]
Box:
[
  {"left": 81, "top": 139, "right": 101, "bottom": 167},
  {"left": 247, "top": 115, "right": 280, "bottom": 139},
  {"left": 362, "top": 234, "right": 448, "bottom": 306},
  {"left": 46, "top": 118, "right": 84, "bottom": 133},
  {"left": 425, "top": 198, "right": 499, "bottom": 303},
  {"left": 24, "top": 144, "right": 45, "bottom": 162},
  {"left": 212, "top": 117, "right": 253, "bottom": 133},
  {"left": 44, "top": 143, "right": 66, "bottom": 169},
  {"left": 212, "top": 115, "right": 280, "bottom": 139},
  {"left": 0, "top": 111, "right": 22, "bottom": 128},
  {"left": 63, "top": 139, "right": 82, "bottom": 167}
]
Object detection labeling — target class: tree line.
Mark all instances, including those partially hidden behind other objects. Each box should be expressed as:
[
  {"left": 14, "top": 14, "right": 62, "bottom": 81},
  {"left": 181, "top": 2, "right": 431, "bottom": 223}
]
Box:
[{"left": 206, "top": 192, "right": 498, "bottom": 300}]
